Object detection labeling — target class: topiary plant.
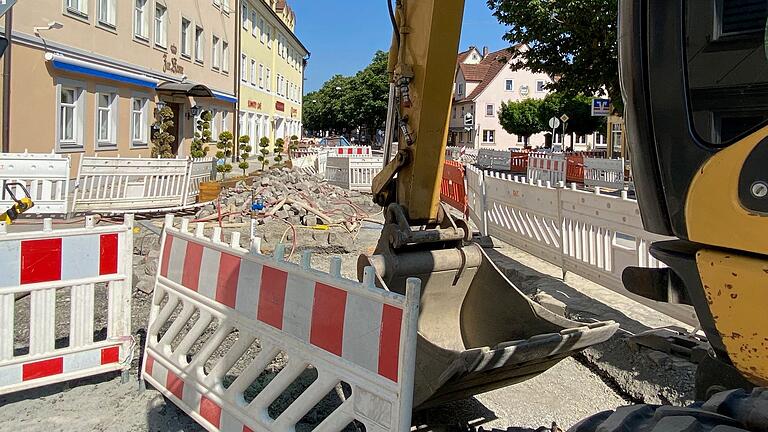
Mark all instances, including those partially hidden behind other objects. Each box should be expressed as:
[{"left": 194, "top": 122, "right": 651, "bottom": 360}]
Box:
[
  {"left": 257, "top": 137, "right": 270, "bottom": 171},
  {"left": 288, "top": 135, "right": 299, "bottom": 161},
  {"left": 273, "top": 137, "right": 285, "bottom": 167},
  {"left": 151, "top": 106, "right": 175, "bottom": 158},
  {"left": 190, "top": 110, "right": 212, "bottom": 158},
  {"left": 238, "top": 135, "right": 252, "bottom": 176},
  {"left": 215, "top": 131, "right": 234, "bottom": 179}
]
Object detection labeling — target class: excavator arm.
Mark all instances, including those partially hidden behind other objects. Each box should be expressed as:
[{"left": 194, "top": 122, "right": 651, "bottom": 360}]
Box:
[{"left": 360, "top": 0, "right": 619, "bottom": 409}]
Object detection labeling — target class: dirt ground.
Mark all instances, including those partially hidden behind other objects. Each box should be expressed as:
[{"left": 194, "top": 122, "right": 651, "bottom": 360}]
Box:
[{"left": 0, "top": 208, "right": 697, "bottom": 431}]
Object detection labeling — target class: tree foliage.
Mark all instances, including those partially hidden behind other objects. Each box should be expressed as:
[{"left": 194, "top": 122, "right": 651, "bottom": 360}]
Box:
[
  {"left": 191, "top": 110, "right": 212, "bottom": 158},
  {"left": 151, "top": 106, "right": 175, "bottom": 158},
  {"left": 273, "top": 138, "right": 285, "bottom": 166},
  {"left": 257, "top": 137, "right": 271, "bottom": 171},
  {"left": 487, "top": 0, "right": 621, "bottom": 111},
  {"left": 302, "top": 50, "right": 389, "bottom": 138},
  {"left": 499, "top": 98, "right": 543, "bottom": 145},
  {"left": 215, "top": 131, "right": 234, "bottom": 178},
  {"left": 238, "top": 135, "right": 252, "bottom": 176}
]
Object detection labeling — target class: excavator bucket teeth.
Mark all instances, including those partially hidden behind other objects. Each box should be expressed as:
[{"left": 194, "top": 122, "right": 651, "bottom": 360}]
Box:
[{"left": 359, "top": 242, "right": 619, "bottom": 408}]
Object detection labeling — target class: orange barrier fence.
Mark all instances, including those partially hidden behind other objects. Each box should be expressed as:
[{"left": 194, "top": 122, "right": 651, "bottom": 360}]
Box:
[
  {"left": 566, "top": 154, "right": 585, "bottom": 183},
  {"left": 441, "top": 160, "right": 468, "bottom": 215},
  {"left": 510, "top": 153, "right": 529, "bottom": 173}
]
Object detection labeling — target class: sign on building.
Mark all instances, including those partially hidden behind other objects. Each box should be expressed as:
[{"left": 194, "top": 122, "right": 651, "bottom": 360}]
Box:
[
  {"left": 591, "top": 98, "right": 611, "bottom": 117},
  {"left": 464, "top": 112, "right": 474, "bottom": 127}
]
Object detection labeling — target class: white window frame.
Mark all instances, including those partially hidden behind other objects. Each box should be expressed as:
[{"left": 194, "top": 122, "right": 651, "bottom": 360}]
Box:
[
  {"left": 250, "top": 59, "right": 257, "bottom": 86},
  {"left": 505, "top": 79, "right": 515, "bottom": 92},
  {"left": 180, "top": 17, "right": 192, "bottom": 58},
  {"left": 210, "top": 109, "right": 219, "bottom": 138},
  {"left": 194, "top": 26, "right": 204, "bottom": 63},
  {"left": 266, "top": 24, "right": 272, "bottom": 48},
  {"left": 266, "top": 68, "right": 271, "bottom": 92},
  {"left": 485, "top": 104, "right": 495, "bottom": 117},
  {"left": 130, "top": 95, "right": 150, "bottom": 148},
  {"left": 258, "top": 64, "right": 264, "bottom": 88},
  {"left": 65, "top": 0, "right": 88, "bottom": 17},
  {"left": 457, "top": 83, "right": 464, "bottom": 97},
  {"left": 212, "top": 35, "right": 221, "bottom": 70},
  {"left": 259, "top": 18, "right": 266, "bottom": 44},
  {"left": 251, "top": 11, "right": 258, "bottom": 38},
  {"left": 56, "top": 78, "right": 86, "bottom": 152},
  {"left": 536, "top": 80, "right": 546, "bottom": 93},
  {"left": 241, "top": 54, "right": 248, "bottom": 82},
  {"left": 482, "top": 129, "right": 495, "bottom": 144},
  {"left": 94, "top": 87, "right": 119, "bottom": 149},
  {"left": 134, "top": 0, "right": 149, "bottom": 40},
  {"left": 222, "top": 41, "right": 229, "bottom": 73},
  {"left": 221, "top": 111, "right": 229, "bottom": 134},
  {"left": 98, "top": 0, "right": 117, "bottom": 27},
  {"left": 241, "top": 4, "right": 249, "bottom": 29},
  {"left": 154, "top": 3, "right": 167, "bottom": 47}
]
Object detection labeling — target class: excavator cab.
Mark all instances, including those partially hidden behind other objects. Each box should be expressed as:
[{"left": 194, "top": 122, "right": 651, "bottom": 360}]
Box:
[
  {"left": 618, "top": 0, "right": 768, "bottom": 396},
  {"left": 358, "top": 0, "right": 619, "bottom": 408}
]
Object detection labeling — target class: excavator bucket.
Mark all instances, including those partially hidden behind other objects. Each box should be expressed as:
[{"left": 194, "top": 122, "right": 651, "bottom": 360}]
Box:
[{"left": 359, "top": 211, "right": 619, "bottom": 409}]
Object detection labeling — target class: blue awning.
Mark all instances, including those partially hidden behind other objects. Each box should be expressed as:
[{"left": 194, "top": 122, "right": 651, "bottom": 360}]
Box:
[
  {"left": 46, "top": 53, "right": 159, "bottom": 89},
  {"left": 212, "top": 90, "right": 237, "bottom": 104}
]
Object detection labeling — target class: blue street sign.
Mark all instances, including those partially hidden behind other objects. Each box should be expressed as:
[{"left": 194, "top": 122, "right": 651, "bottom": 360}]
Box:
[{"left": 591, "top": 98, "right": 611, "bottom": 117}]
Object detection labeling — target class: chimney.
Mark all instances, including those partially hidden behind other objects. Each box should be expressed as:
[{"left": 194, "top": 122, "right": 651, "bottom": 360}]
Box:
[{"left": 483, "top": 46, "right": 489, "bottom": 57}]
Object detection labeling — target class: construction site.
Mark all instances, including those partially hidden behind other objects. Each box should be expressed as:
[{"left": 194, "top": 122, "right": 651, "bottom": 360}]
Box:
[{"left": 0, "top": 0, "right": 767, "bottom": 431}]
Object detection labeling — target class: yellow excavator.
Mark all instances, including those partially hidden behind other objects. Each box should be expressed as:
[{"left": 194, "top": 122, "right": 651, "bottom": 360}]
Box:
[
  {"left": 360, "top": 0, "right": 768, "bottom": 428},
  {"left": 1, "top": 182, "right": 34, "bottom": 225}
]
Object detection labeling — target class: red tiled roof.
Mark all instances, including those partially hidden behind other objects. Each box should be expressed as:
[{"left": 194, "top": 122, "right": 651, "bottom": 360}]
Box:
[
  {"left": 458, "top": 47, "right": 517, "bottom": 101},
  {"left": 457, "top": 49, "right": 473, "bottom": 65},
  {"left": 459, "top": 63, "right": 490, "bottom": 82}
]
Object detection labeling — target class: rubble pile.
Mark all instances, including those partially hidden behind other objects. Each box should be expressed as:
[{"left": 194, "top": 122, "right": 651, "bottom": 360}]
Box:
[{"left": 194, "top": 167, "right": 380, "bottom": 231}]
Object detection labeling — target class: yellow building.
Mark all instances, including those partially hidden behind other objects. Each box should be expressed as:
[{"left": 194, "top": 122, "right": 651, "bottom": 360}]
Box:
[{"left": 238, "top": 0, "right": 308, "bottom": 149}]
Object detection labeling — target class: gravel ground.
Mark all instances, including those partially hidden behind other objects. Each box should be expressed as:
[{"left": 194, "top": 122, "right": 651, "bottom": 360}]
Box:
[{"left": 0, "top": 207, "right": 693, "bottom": 431}]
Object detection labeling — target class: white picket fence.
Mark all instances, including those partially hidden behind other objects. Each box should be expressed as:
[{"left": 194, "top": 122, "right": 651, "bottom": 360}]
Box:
[
  {"left": 143, "top": 216, "right": 419, "bottom": 432},
  {"left": 0, "top": 215, "right": 134, "bottom": 395},
  {"left": 465, "top": 165, "right": 697, "bottom": 325},
  {"left": 0, "top": 151, "right": 70, "bottom": 214}
]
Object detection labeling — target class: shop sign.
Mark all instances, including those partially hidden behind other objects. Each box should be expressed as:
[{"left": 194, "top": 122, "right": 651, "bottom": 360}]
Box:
[
  {"left": 275, "top": 101, "right": 285, "bottom": 112},
  {"left": 248, "top": 100, "right": 262, "bottom": 109}
]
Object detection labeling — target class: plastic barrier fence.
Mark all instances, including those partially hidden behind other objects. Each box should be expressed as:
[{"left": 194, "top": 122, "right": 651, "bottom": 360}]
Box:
[
  {"left": 0, "top": 151, "right": 71, "bottom": 214},
  {"left": 440, "top": 160, "right": 467, "bottom": 215},
  {"left": 185, "top": 158, "right": 216, "bottom": 206},
  {"left": 0, "top": 215, "right": 134, "bottom": 395},
  {"left": 477, "top": 149, "right": 511, "bottom": 171},
  {"left": 142, "top": 216, "right": 419, "bottom": 432},
  {"left": 326, "top": 156, "right": 384, "bottom": 192},
  {"left": 464, "top": 168, "right": 696, "bottom": 325},
  {"left": 527, "top": 153, "right": 567, "bottom": 185},
  {"left": 584, "top": 157, "right": 627, "bottom": 189}
]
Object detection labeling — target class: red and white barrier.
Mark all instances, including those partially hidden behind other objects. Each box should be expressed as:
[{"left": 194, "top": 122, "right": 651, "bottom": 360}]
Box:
[
  {"left": 527, "top": 153, "right": 567, "bottom": 185},
  {"left": 0, "top": 215, "right": 134, "bottom": 395},
  {"left": 143, "top": 216, "right": 420, "bottom": 432}
]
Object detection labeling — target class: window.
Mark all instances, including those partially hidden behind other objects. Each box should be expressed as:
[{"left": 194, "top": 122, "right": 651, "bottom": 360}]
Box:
[
  {"left": 131, "top": 97, "right": 149, "bottom": 148},
  {"left": 457, "top": 83, "right": 464, "bottom": 96},
  {"left": 536, "top": 80, "right": 546, "bottom": 93},
  {"left": 452, "top": 107, "right": 456, "bottom": 119},
  {"left": 95, "top": 91, "right": 118, "bottom": 148},
  {"left": 251, "top": 12, "right": 258, "bottom": 37},
  {"left": 241, "top": 4, "right": 248, "bottom": 29},
  {"left": 210, "top": 109, "right": 219, "bottom": 138},
  {"left": 194, "top": 27, "right": 204, "bottom": 62},
  {"left": 575, "top": 135, "right": 587, "bottom": 144},
  {"left": 134, "top": 0, "right": 149, "bottom": 39},
  {"left": 98, "top": 0, "right": 116, "bottom": 27},
  {"left": 250, "top": 59, "right": 256, "bottom": 85},
  {"left": 505, "top": 79, "right": 515, "bottom": 91},
  {"left": 58, "top": 84, "right": 84, "bottom": 149},
  {"left": 222, "top": 41, "right": 229, "bottom": 73},
  {"left": 154, "top": 4, "right": 167, "bottom": 46},
  {"left": 266, "top": 25, "right": 272, "bottom": 48},
  {"left": 212, "top": 36, "right": 221, "bottom": 70},
  {"left": 259, "top": 18, "right": 266, "bottom": 44},
  {"left": 517, "top": 135, "right": 526, "bottom": 145},
  {"left": 258, "top": 64, "right": 264, "bottom": 88},
  {"left": 486, "top": 104, "right": 495, "bottom": 117},
  {"left": 266, "top": 68, "right": 271, "bottom": 91},
  {"left": 482, "top": 130, "right": 495, "bottom": 143},
  {"left": 66, "top": 0, "right": 87, "bottom": 16},
  {"left": 716, "top": 0, "right": 767, "bottom": 38},
  {"left": 221, "top": 112, "right": 229, "bottom": 134},
  {"left": 240, "top": 54, "right": 247, "bottom": 81},
  {"left": 181, "top": 18, "right": 192, "bottom": 57}
]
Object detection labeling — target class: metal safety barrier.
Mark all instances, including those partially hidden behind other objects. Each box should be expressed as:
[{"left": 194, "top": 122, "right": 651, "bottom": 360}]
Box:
[
  {"left": 476, "top": 149, "right": 512, "bottom": 171},
  {"left": 185, "top": 158, "right": 216, "bottom": 207},
  {"left": 527, "top": 153, "right": 567, "bottom": 185},
  {"left": 326, "top": 156, "right": 384, "bottom": 192},
  {"left": 142, "top": 216, "right": 419, "bottom": 432},
  {"left": 440, "top": 160, "right": 467, "bottom": 215},
  {"left": 464, "top": 167, "right": 696, "bottom": 325},
  {"left": 0, "top": 151, "right": 71, "bottom": 214},
  {"left": 584, "top": 157, "right": 629, "bottom": 190},
  {"left": 0, "top": 215, "right": 134, "bottom": 395}
]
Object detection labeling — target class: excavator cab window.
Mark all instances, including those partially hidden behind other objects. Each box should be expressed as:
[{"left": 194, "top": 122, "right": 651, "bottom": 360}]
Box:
[{"left": 686, "top": 0, "right": 768, "bottom": 146}]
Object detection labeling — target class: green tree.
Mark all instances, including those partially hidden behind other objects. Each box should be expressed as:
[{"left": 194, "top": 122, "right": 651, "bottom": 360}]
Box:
[
  {"left": 487, "top": 0, "right": 622, "bottom": 111},
  {"left": 538, "top": 93, "right": 605, "bottom": 146},
  {"left": 215, "top": 131, "right": 234, "bottom": 178},
  {"left": 273, "top": 138, "right": 285, "bottom": 166},
  {"left": 499, "top": 98, "right": 544, "bottom": 146},
  {"left": 238, "top": 135, "right": 252, "bottom": 176},
  {"left": 190, "top": 110, "right": 212, "bottom": 158},
  {"left": 151, "top": 106, "right": 175, "bottom": 158},
  {"left": 257, "top": 137, "right": 271, "bottom": 171}
]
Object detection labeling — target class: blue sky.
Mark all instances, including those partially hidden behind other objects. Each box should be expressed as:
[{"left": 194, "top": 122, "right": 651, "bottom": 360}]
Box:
[{"left": 290, "top": 1, "right": 510, "bottom": 92}]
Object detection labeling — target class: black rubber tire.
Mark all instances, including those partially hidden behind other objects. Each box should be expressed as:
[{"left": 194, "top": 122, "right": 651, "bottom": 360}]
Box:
[{"left": 568, "top": 388, "right": 768, "bottom": 432}]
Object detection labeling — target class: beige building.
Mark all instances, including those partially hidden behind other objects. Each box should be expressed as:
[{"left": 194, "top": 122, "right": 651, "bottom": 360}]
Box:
[
  {"left": 449, "top": 46, "right": 606, "bottom": 151},
  {"left": 1, "top": 0, "right": 238, "bottom": 175}
]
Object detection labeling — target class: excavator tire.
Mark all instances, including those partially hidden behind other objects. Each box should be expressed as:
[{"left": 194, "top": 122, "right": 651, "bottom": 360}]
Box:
[{"left": 567, "top": 388, "right": 768, "bottom": 432}]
